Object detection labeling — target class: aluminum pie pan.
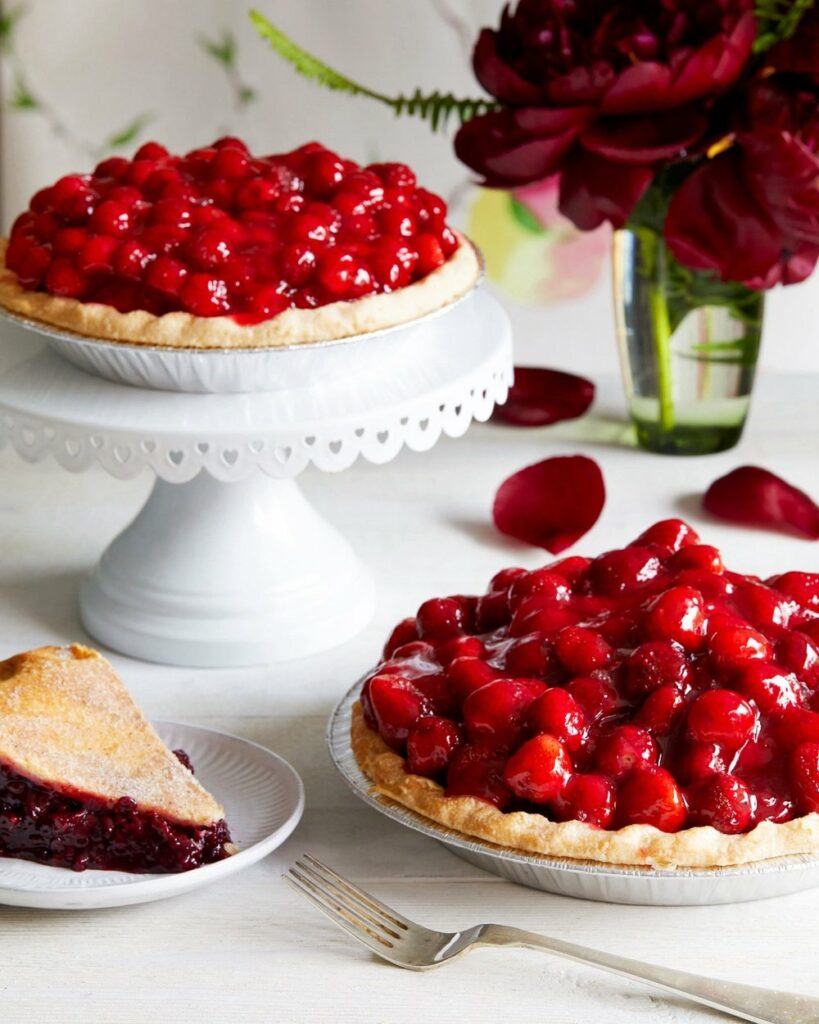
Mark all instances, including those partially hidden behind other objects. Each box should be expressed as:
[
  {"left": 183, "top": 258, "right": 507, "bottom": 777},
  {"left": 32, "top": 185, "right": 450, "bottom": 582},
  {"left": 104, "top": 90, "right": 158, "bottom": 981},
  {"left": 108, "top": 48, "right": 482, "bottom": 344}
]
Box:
[
  {"left": 0, "top": 247, "right": 484, "bottom": 394},
  {"left": 328, "top": 679, "right": 819, "bottom": 906}
]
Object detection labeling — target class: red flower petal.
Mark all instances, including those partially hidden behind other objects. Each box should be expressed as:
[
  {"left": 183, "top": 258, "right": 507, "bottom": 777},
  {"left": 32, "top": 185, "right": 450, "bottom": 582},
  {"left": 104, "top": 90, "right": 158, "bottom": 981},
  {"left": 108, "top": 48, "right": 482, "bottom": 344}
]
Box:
[
  {"left": 558, "top": 149, "right": 653, "bottom": 230},
  {"left": 669, "top": 12, "right": 756, "bottom": 104},
  {"left": 493, "top": 367, "right": 595, "bottom": 427},
  {"left": 703, "top": 466, "right": 819, "bottom": 540},
  {"left": 601, "top": 63, "right": 674, "bottom": 115},
  {"left": 454, "top": 108, "right": 589, "bottom": 187},
  {"left": 472, "top": 28, "right": 548, "bottom": 105},
  {"left": 665, "top": 150, "right": 783, "bottom": 283},
  {"left": 493, "top": 455, "right": 605, "bottom": 553},
  {"left": 580, "top": 107, "right": 708, "bottom": 164}
]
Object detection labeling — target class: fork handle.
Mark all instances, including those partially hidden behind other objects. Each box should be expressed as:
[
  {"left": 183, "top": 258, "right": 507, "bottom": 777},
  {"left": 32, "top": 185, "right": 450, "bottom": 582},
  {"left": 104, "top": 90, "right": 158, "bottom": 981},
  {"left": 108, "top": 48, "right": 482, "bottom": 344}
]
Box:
[{"left": 478, "top": 924, "right": 818, "bottom": 1024}]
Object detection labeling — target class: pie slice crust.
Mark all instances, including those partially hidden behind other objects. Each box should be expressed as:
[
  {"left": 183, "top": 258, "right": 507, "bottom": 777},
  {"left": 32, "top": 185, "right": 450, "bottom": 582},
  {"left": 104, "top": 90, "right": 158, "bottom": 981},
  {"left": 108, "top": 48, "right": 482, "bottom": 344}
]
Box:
[
  {"left": 351, "top": 702, "right": 819, "bottom": 870},
  {"left": 0, "top": 645, "right": 234, "bottom": 872},
  {"left": 0, "top": 234, "right": 481, "bottom": 350}
]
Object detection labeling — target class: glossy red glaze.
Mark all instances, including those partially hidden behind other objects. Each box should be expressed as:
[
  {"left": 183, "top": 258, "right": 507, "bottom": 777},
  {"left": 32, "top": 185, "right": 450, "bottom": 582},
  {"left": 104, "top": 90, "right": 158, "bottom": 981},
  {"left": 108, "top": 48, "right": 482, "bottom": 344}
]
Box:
[
  {"left": 6, "top": 140, "right": 459, "bottom": 322},
  {"left": 364, "top": 522, "right": 819, "bottom": 834}
]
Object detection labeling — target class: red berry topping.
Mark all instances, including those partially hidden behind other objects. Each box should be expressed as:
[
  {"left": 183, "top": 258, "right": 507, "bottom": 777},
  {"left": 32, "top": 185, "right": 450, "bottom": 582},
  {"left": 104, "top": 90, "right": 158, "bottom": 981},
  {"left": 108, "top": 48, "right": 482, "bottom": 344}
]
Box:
[
  {"left": 363, "top": 520, "right": 819, "bottom": 841},
  {"left": 554, "top": 626, "right": 612, "bottom": 675},
  {"left": 590, "top": 547, "right": 663, "bottom": 596},
  {"left": 631, "top": 518, "right": 699, "bottom": 552},
  {"left": 45, "top": 258, "right": 88, "bottom": 298},
  {"left": 503, "top": 634, "right": 553, "bottom": 678},
  {"left": 6, "top": 139, "right": 463, "bottom": 323},
  {"left": 553, "top": 773, "right": 616, "bottom": 828},
  {"left": 76, "top": 235, "right": 118, "bottom": 274},
  {"left": 565, "top": 675, "right": 619, "bottom": 720},
  {"left": 635, "top": 684, "right": 686, "bottom": 736},
  {"left": 774, "top": 707, "right": 819, "bottom": 748},
  {"left": 686, "top": 775, "right": 752, "bottom": 833},
  {"left": 773, "top": 572, "right": 819, "bottom": 612},
  {"left": 687, "top": 690, "right": 756, "bottom": 749},
  {"left": 528, "top": 688, "right": 586, "bottom": 752},
  {"left": 675, "top": 740, "right": 731, "bottom": 784},
  {"left": 670, "top": 544, "right": 724, "bottom": 574},
  {"left": 776, "top": 632, "right": 819, "bottom": 686},
  {"left": 625, "top": 641, "right": 690, "bottom": 697},
  {"left": 367, "top": 675, "right": 431, "bottom": 751},
  {"left": 708, "top": 625, "right": 772, "bottom": 670},
  {"left": 417, "top": 597, "right": 468, "bottom": 641},
  {"left": 436, "top": 635, "right": 486, "bottom": 666},
  {"left": 617, "top": 767, "right": 687, "bottom": 832},
  {"left": 180, "top": 273, "right": 229, "bottom": 316},
  {"left": 446, "top": 657, "right": 498, "bottom": 706},
  {"left": 406, "top": 717, "right": 463, "bottom": 777},
  {"left": 503, "top": 734, "right": 572, "bottom": 803},
  {"left": 463, "top": 678, "right": 545, "bottom": 751},
  {"left": 791, "top": 742, "right": 819, "bottom": 813},
  {"left": 446, "top": 746, "right": 511, "bottom": 809},
  {"left": 594, "top": 725, "right": 658, "bottom": 780},
  {"left": 645, "top": 586, "right": 706, "bottom": 650},
  {"left": 735, "top": 663, "right": 805, "bottom": 714},
  {"left": 509, "top": 568, "right": 571, "bottom": 609}
]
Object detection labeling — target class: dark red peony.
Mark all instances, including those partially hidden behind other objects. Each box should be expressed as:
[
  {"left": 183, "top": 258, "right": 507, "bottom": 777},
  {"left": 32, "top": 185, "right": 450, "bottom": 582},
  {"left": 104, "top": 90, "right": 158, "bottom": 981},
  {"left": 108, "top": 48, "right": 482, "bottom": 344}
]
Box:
[
  {"left": 666, "top": 70, "right": 819, "bottom": 286},
  {"left": 454, "top": 0, "right": 756, "bottom": 229}
]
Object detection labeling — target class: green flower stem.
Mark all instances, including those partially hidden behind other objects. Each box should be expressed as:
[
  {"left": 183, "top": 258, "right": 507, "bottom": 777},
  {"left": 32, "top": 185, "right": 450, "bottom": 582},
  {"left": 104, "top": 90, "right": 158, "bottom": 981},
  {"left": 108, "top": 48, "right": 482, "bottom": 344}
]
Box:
[{"left": 649, "top": 277, "right": 675, "bottom": 433}]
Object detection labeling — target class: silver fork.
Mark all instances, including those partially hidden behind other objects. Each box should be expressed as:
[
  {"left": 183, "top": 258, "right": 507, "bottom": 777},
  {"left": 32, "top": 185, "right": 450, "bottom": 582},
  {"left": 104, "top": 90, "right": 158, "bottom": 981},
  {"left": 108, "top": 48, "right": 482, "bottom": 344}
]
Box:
[{"left": 285, "top": 854, "right": 818, "bottom": 1024}]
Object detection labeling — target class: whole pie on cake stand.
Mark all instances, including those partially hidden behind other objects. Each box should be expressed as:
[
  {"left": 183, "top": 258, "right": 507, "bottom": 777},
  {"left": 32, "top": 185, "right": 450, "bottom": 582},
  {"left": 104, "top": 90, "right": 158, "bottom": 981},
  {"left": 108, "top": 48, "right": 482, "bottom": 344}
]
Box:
[
  {"left": 0, "top": 139, "right": 511, "bottom": 666},
  {"left": 330, "top": 521, "right": 819, "bottom": 904}
]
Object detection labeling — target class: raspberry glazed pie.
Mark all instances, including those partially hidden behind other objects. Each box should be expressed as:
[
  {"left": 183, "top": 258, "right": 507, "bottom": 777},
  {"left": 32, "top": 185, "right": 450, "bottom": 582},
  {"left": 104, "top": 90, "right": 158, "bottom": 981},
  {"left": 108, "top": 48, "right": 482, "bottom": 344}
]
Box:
[
  {"left": 0, "top": 644, "right": 235, "bottom": 872},
  {"left": 353, "top": 520, "right": 819, "bottom": 869},
  {"left": 0, "top": 138, "right": 480, "bottom": 348}
]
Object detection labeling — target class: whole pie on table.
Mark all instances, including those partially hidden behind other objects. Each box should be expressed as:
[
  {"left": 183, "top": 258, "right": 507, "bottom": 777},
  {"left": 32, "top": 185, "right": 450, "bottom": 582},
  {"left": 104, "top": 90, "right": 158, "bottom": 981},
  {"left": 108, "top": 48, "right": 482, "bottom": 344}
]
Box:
[
  {"left": 0, "top": 644, "right": 235, "bottom": 872},
  {"left": 352, "top": 520, "right": 819, "bottom": 869},
  {"left": 0, "top": 138, "right": 480, "bottom": 348}
]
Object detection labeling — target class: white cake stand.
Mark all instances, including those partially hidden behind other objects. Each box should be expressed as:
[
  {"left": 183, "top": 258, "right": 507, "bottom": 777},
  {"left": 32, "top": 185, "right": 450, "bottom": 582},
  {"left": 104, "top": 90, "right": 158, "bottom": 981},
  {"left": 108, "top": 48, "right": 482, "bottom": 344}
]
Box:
[{"left": 0, "top": 290, "right": 512, "bottom": 667}]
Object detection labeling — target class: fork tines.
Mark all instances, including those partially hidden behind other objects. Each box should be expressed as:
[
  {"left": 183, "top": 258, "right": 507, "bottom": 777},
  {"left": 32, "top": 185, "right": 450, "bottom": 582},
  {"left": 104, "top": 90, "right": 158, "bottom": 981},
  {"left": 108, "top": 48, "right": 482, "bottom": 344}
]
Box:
[{"left": 285, "top": 853, "right": 410, "bottom": 952}]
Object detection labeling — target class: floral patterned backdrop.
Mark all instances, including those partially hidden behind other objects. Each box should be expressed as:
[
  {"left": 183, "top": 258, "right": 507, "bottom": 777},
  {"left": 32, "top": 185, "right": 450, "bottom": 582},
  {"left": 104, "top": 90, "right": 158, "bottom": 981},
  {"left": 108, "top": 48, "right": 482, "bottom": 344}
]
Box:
[{"left": 0, "top": 0, "right": 816, "bottom": 372}]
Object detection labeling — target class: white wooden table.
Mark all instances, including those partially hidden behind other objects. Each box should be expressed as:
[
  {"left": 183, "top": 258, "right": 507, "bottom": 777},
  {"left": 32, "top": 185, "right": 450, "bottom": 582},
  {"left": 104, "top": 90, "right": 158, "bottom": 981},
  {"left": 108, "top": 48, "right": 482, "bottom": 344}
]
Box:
[{"left": 0, "top": 327, "right": 816, "bottom": 1020}]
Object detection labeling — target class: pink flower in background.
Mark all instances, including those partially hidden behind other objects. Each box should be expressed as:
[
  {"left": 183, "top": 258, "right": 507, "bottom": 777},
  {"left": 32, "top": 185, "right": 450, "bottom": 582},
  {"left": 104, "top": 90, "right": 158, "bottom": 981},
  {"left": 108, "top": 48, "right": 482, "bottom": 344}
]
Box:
[{"left": 467, "top": 174, "right": 608, "bottom": 305}]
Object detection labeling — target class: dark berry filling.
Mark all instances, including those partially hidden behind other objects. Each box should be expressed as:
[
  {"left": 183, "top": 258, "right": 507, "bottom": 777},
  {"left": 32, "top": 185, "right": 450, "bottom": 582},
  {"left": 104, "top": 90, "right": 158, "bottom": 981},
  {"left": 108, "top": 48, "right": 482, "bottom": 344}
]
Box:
[
  {"left": 6, "top": 138, "right": 460, "bottom": 323},
  {"left": 0, "top": 750, "right": 232, "bottom": 873},
  {"left": 362, "top": 520, "right": 819, "bottom": 835}
]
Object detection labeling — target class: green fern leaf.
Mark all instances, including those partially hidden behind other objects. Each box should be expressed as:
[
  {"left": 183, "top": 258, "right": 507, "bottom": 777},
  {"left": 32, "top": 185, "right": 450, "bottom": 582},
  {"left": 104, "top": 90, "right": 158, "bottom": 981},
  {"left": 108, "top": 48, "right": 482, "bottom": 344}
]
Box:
[
  {"left": 105, "top": 112, "right": 153, "bottom": 150},
  {"left": 0, "top": 3, "right": 23, "bottom": 51},
  {"left": 249, "top": 10, "right": 496, "bottom": 130},
  {"left": 9, "top": 75, "right": 37, "bottom": 110},
  {"left": 753, "top": 0, "right": 814, "bottom": 52},
  {"left": 249, "top": 10, "right": 386, "bottom": 101},
  {"left": 199, "top": 30, "right": 236, "bottom": 67}
]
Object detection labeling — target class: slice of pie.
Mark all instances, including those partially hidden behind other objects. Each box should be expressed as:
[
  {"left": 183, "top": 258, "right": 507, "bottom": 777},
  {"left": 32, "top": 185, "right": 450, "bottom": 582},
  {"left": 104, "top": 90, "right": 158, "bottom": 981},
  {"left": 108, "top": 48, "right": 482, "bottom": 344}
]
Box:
[
  {"left": 0, "top": 644, "right": 235, "bottom": 872},
  {"left": 0, "top": 138, "right": 480, "bottom": 349},
  {"left": 352, "top": 520, "right": 819, "bottom": 869}
]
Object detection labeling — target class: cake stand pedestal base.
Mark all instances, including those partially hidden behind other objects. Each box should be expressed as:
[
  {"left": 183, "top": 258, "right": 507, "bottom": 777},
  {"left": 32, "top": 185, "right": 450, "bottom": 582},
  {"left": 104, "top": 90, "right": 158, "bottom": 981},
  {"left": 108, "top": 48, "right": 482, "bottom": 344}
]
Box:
[
  {"left": 79, "top": 473, "right": 374, "bottom": 667},
  {"left": 0, "top": 290, "right": 512, "bottom": 666}
]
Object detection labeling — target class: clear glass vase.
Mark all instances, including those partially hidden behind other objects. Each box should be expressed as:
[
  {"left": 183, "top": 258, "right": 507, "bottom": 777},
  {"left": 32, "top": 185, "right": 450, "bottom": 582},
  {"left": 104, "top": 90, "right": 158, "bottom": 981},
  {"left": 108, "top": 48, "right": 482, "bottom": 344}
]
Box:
[{"left": 613, "top": 227, "right": 764, "bottom": 456}]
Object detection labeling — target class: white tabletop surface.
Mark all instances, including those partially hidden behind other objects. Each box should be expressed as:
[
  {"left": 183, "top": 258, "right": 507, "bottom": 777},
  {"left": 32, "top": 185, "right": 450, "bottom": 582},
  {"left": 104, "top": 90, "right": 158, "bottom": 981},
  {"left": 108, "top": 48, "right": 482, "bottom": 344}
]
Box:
[{"left": 0, "top": 327, "right": 817, "bottom": 1021}]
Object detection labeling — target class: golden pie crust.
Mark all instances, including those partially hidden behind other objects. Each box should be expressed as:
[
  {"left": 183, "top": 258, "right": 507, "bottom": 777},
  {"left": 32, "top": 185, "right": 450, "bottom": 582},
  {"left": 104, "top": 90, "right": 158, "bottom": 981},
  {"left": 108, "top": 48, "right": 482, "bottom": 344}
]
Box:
[
  {"left": 0, "top": 234, "right": 481, "bottom": 350},
  {"left": 351, "top": 703, "right": 819, "bottom": 870},
  {"left": 0, "top": 644, "right": 226, "bottom": 827}
]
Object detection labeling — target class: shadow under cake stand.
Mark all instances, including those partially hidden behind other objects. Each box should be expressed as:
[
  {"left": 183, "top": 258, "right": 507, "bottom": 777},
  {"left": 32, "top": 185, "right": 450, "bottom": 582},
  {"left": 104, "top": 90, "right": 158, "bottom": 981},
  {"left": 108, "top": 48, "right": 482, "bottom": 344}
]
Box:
[{"left": 0, "top": 290, "right": 512, "bottom": 667}]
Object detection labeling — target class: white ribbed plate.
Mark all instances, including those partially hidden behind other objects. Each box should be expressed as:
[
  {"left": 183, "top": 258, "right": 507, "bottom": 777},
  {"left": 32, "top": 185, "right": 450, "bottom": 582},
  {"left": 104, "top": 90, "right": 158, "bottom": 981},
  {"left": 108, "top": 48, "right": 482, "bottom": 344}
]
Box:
[
  {"left": 0, "top": 721, "right": 304, "bottom": 909},
  {"left": 329, "top": 680, "right": 819, "bottom": 906}
]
